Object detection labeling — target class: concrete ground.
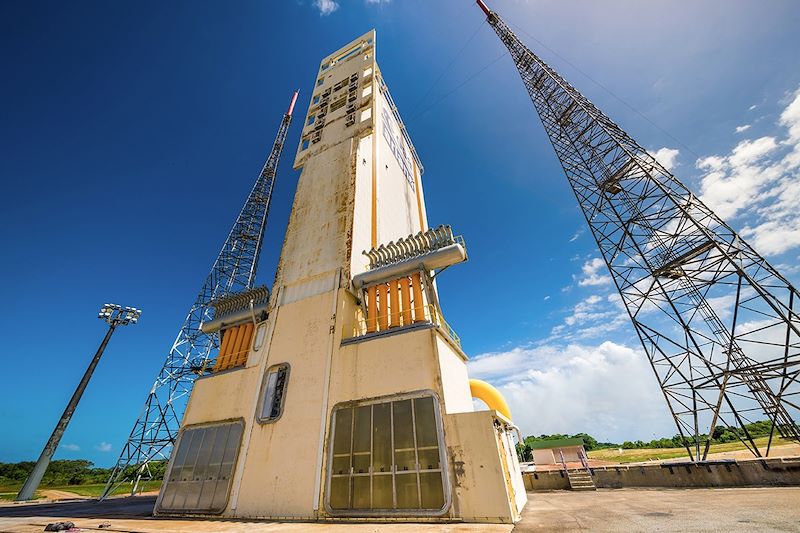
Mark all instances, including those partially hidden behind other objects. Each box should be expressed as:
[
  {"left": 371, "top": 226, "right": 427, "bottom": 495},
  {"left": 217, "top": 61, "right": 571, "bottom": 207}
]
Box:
[
  {"left": 516, "top": 487, "right": 800, "bottom": 533},
  {"left": 0, "top": 487, "right": 798, "bottom": 532}
]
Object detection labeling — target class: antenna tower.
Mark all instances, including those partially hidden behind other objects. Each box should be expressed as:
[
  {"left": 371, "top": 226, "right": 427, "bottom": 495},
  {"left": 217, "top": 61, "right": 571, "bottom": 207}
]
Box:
[
  {"left": 476, "top": 0, "right": 799, "bottom": 460},
  {"left": 102, "top": 91, "right": 299, "bottom": 497}
]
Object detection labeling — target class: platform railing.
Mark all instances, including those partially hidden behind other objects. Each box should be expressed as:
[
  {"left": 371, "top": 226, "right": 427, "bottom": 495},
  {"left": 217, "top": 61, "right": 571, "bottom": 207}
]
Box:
[{"left": 348, "top": 303, "right": 461, "bottom": 349}]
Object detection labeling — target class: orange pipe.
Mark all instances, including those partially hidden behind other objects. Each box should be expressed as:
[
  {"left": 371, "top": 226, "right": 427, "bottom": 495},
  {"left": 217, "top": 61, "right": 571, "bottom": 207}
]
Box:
[
  {"left": 400, "top": 277, "right": 412, "bottom": 325},
  {"left": 366, "top": 285, "right": 378, "bottom": 333},
  {"left": 230, "top": 325, "right": 248, "bottom": 365},
  {"left": 218, "top": 327, "right": 232, "bottom": 359},
  {"left": 411, "top": 273, "right": 425, "bottom": 323},
  {"left": 378, "top": 283, "right": 389, "bottom": 330},
  {"left": 389, "top": 279, "right": 400, "bottom": 327},
  {"left": 216, "top": 325, "right": 240, "bottom": 371},
  {"left": 236, "top": 323, "right": 254, "bottom": 366}
]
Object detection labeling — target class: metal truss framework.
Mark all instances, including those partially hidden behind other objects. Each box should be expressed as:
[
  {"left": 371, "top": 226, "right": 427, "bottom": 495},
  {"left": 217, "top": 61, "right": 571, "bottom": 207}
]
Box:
[
  {"left": 102, "top": 92, "right": 298, "bottom": 497},
  {"left": 478, "top": 1, "right": 800, "bottom": 460}
]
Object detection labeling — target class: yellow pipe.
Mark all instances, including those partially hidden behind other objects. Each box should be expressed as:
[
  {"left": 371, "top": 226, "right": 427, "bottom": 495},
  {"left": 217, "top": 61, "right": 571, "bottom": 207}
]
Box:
[
  {"left": 469, "top": 379, "right": 512, "bottom": 421},
  {"left": 412, "top": 159, "right": 426, "bottom": 232}
]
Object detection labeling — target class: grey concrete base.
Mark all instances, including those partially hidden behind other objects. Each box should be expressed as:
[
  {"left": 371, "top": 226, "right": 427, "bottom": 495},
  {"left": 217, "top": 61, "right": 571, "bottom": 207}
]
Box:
[
  {"left": 514, "top": 487, "right": 800, "bottom": 533},
  {"left": 524, "top": 457, "right": 800, "bottom": 490}
]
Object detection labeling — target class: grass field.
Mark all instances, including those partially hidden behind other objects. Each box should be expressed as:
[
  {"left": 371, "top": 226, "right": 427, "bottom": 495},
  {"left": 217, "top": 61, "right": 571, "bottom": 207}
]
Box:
[
  {"left": 587, "top": 436, "right": 791, "bottom": 464},
  {"left": 0, "top": 481, "right": 162, "bottom": 501}
]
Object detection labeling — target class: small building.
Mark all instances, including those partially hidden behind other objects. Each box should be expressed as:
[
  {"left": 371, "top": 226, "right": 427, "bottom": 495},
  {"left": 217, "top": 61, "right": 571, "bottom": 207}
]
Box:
[{"left": 530, "top": 438, "right": 587, "bottom": 467}]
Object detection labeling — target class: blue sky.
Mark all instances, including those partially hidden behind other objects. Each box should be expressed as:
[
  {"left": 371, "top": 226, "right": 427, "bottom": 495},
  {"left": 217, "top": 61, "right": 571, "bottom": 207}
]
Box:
[{"left": 2, "top": 0, "right": 800, "bottom": 466}]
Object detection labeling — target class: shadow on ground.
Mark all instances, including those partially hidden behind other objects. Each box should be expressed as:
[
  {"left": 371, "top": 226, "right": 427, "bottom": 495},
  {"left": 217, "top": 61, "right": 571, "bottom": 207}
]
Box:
[{"left": 0, "top": 496, "right": 155, "bottom": 519}]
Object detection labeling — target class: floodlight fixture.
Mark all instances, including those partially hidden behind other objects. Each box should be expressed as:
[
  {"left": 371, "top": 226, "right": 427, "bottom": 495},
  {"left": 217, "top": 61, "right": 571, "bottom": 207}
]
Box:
[{"left": 99, "top": 303, "right": 141, "bottom": 326}]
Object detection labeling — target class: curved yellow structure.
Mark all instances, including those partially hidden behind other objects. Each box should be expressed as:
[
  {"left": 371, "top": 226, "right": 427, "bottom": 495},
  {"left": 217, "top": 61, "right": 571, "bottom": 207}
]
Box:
[{"left": 469, "top": 378, "right": 512, "bottom": 421}]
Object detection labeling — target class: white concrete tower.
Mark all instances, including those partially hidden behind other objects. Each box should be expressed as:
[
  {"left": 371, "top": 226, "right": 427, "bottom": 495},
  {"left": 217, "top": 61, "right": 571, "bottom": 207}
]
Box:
[{"left": 155, "top": 30, "right": 526, "bottom": 524}]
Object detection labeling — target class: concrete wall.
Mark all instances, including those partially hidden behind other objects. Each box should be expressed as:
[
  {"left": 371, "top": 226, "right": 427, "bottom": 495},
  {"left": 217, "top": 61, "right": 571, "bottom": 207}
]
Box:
[
  {"left": 433, "top": 334, "right": 472, "bottom": 415},
  {"left": 232, "top": 289, "right": 338, "bottom": 519},
  {"left": 330, "top": 327, "right": 441, "bottom": 406},
  {"left": 446, "top": 411, "right": 521, "bottom": 523},
  {"left": 524, "top": 458, "right": 800, "bottom": 491}
]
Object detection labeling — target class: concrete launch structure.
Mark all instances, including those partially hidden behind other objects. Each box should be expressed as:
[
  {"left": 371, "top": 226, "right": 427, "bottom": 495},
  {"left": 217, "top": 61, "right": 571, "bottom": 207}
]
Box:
[{"left": 155, "top": 31, "right": 525, "bottom": 523}]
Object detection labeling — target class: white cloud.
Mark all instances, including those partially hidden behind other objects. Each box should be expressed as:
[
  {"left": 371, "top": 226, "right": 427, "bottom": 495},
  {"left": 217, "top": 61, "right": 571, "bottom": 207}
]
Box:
[
  {"left": 569, "top": 227, "right": 584, "bottom": 242},
  {"left": 546, "top": 293, "right": 629, "bottom": 342},
  {"left": 365, "top": 0, "right": 391, "bottom": 3},
  {"left": 543, "top": 295, "right": 551, "bottom": 301},
  {"left": 649, "top": 147, "right": 680, "bottom": 171},
  {"left": 313, "top": 0, "right": 339, "bottom": 15},
  {"left": 95, "top": 441, "right": 112, "bottom": 452},
  {"left": 468, "top": 341, "right": 673, "bottom": 442},
  {"left": 735, "top": 124, "right": 751, "bottom": 133},
  {"left": 565, "top": 294, "right": 604, "bottom": 326},
  {"left": 696, "top": 86, "right": 800, "bottom": 255},
  {"left": 728, "top": 136, "right": 778, "bottom": 167},
  {"left": 697, "top": 155, "right": 725, "bottom": 171},
  {"left": 781, "top": 90, "right": 800, "bottom": 142},
  {"left": 61, "top": 443, "right": 80, "bottom": 451},
  {"left": 749, "top": 104, "right": 758, "bottom": 111},
  {"left": 577, "top": 257, "right": 612, "bottom": 286}
]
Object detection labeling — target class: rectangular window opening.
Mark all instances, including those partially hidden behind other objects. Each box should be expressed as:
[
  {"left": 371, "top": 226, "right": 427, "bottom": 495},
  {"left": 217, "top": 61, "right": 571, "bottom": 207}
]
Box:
[
  {"left": 326, "top": 392, "right": 448, "bottom": 516},
  {"left": 157, "top": 420, "right": 244, "bottom": 515},
  {"left": 258, "top": 363, "right": 290, "bottom": 423}
]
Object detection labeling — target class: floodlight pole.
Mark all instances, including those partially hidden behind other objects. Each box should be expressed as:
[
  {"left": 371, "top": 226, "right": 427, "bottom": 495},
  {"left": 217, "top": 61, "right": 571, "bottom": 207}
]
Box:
[{"left": 16, "top": 305, "right": 141, "bottom": 501}]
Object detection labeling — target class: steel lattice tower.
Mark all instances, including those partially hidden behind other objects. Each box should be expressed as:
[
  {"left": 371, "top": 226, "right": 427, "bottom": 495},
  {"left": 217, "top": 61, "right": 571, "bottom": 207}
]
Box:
[
  {"left": 102, "top": 91, "right": 299, "bottom": 497},
  {"left": 477, "top": 0, "right": 800, "bottom": 460}
]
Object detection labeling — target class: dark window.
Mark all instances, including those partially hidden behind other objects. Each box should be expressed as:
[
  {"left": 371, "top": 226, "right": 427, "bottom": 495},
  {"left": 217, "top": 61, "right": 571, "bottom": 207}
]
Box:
[
  {"left": 157, "top": 421, "right": 243, "bottom": 514},
  {"left": 327, "top": 393, "right": 448, "bottom": 515},
  {"left": 258, "top": 363, "right": 289, "bottom": 422}
]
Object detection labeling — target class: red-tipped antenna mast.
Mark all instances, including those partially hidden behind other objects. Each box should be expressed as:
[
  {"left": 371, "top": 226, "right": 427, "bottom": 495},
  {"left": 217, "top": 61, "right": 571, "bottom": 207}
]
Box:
[
  {"left": 476, "top": 0, "right": 492, "bottom": 17},
  {"left": 287, "top": 90, "right": 300, "bottom": 117}
]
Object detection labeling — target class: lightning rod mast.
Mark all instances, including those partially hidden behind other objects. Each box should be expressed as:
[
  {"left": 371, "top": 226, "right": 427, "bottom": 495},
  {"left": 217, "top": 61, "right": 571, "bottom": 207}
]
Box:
[{"left": 102, "top": 91, "right": 299, "bottom": 498}]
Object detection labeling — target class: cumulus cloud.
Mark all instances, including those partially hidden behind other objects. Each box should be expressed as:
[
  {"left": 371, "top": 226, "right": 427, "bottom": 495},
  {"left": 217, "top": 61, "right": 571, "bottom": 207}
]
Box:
[
  {"left": 577, "top": 257, "right": 612, "bottom": 287},
  {"left": 468, "top": 341, "right": 673, "bottom": 441},
  {"left": 313, "top": 0, "right": 339, "bottom": 15},
  {"left": 547, "top": 293, "right": 628, "bottom": 342},
  {"left": 649, "top": 147, "right": 680, "bottom": 171},
  {"left": 735, "top": 124, "right": 751, "bottom": 133},
  {"left": 95, "top": 441, "right": 112, "bottom": 452},
  {"left": 61, "top": 443, "right": 80, "bottom": 451},
  {"left": 696, "top": 86, "right": 800, "bottom": 255}
]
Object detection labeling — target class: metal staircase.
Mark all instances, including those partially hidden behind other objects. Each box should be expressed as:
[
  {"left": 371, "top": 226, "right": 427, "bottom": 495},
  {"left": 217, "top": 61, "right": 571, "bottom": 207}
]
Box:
[{"left": 566, "top": 469, "right": 596, "bottom": 491}]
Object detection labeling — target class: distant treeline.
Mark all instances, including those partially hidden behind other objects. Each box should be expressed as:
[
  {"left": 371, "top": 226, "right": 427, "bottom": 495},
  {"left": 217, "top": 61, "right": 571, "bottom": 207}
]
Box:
[
  {"left": 516, "top": 420, "right": 779, "bottom": 461},
  {"left": 0, "top": 459, "right": 166, "bottom": 487}
]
